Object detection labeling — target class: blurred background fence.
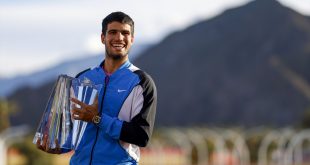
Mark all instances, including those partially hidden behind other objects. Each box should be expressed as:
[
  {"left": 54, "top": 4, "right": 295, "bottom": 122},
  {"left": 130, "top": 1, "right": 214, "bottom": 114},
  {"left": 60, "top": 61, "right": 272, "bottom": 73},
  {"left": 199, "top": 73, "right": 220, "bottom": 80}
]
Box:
[
  {"left": 139, "top": 127, "right": 310, "bottom": 165},
  {"left": 1, "top": 127, "right": 310, "bottom": 165}
]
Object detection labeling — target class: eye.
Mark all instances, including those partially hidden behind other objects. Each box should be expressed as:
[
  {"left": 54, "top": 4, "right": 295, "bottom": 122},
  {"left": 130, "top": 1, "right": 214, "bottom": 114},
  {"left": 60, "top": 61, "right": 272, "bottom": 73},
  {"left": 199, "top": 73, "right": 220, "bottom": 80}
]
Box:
[
  {"left": 122, "top": 31, "right": 130, "bottom": 36},
  {"left": 108, "top": 30, "right": 117, "bottom": 35}
]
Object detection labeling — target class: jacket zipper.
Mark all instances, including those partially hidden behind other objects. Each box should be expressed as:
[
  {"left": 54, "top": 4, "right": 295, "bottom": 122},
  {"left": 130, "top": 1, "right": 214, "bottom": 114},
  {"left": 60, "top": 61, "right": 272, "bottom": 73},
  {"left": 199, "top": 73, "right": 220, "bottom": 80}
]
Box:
[{"left": 89, "top": 75, "right": 110, "bottom": 165}]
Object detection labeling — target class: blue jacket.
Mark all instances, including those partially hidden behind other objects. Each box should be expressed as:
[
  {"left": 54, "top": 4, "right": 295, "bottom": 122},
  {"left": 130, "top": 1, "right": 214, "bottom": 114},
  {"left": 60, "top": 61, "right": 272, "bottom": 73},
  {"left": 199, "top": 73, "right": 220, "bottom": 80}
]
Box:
[{"left": 69, "top": 60, "right": 157, "bottom": 165}]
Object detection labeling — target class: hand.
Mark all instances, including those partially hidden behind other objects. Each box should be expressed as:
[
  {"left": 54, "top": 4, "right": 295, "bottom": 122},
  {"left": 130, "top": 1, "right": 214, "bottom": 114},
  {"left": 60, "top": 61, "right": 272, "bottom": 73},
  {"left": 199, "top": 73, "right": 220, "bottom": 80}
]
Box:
[
  {"left": 70, "top": 96, "right": 99, "bottom": 122},
  {"left": 36, "top": 134, "right": 61, "bottom": 154}
]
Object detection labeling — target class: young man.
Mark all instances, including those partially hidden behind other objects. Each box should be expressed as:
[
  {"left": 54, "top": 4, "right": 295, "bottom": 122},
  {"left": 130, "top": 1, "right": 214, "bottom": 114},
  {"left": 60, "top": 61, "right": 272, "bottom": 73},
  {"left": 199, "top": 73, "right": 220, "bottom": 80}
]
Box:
[{"left": 37, "top": 11, "right": 157, "bottom": 165}]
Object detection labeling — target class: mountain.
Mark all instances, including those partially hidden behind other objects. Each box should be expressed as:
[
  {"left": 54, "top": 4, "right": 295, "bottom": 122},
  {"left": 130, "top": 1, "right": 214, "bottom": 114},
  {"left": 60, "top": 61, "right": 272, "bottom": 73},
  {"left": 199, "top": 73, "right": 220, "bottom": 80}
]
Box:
[
  {"left": 134, "top": 0, "right": 310, "bottom": 127},
  {"left": 0, "top": 43, "right": 151, "bottom": 97},
  {"left": 7, "top": 0, "right": 310, "bottom": 128},
  {"left": 0, "top": 55, "right": 101, "bottom": 97},
  {"left": 6, "top": 43, "right": 151, "bottom": 128}
]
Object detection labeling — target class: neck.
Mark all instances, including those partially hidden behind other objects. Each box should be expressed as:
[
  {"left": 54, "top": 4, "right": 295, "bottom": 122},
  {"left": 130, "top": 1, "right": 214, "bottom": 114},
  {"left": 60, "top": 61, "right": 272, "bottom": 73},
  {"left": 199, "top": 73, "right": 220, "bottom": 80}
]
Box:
[{"left": 103, "top": 55, "right": 128, "bottom": 74}]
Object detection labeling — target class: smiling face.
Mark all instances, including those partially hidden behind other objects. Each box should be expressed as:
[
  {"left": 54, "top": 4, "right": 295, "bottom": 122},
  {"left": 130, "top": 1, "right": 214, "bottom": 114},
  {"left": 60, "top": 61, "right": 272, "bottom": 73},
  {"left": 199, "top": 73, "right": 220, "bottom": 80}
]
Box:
[{"left": 101, "top": 21, "right": 134, "bottom": 60}]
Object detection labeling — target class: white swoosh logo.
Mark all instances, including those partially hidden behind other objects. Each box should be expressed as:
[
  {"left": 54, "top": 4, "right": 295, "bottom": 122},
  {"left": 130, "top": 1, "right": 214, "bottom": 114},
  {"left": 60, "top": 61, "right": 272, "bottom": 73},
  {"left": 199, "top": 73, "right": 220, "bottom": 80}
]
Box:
[{"left": 117, "top": 89, "right": 127, "bottom": 93}]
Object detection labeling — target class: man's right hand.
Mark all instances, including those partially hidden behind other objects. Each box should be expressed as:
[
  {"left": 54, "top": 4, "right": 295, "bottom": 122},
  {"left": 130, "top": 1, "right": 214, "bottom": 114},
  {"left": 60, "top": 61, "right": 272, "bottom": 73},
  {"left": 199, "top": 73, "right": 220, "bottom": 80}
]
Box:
[{"left": 36, "top": 134, "right": 61, "bottom": 154}]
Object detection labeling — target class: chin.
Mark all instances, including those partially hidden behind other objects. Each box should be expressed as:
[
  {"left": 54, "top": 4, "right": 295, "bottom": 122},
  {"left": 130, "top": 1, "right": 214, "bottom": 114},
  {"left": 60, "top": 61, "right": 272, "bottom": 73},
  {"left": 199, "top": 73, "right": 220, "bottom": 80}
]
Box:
[{"left": 107, "top": 54, "right": 125, "bottom": 60}]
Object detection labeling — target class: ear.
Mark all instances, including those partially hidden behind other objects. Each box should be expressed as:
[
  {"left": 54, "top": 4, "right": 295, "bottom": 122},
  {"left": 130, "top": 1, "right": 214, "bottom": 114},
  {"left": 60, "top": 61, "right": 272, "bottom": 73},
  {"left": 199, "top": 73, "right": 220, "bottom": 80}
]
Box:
[
  {"left": 131, "top": 35, "right": 134, "bottom": 44},
  {"left": 101, "top": 33, "right": 105, "bottom": 45}
]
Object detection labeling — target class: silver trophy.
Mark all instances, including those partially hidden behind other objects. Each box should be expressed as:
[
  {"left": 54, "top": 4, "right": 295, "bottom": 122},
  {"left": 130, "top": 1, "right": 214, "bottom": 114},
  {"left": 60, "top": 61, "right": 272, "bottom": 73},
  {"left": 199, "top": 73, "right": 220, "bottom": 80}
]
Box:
[{"left": 33, "top": 75, "right": 101, "bottom": 150}]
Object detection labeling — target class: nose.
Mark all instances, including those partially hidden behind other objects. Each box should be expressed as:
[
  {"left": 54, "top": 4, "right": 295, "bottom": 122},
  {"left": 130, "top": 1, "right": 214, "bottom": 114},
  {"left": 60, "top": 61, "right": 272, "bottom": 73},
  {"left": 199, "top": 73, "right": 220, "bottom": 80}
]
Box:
[{"left": 115, "top": 32, "right": 124, "bottom": 41}]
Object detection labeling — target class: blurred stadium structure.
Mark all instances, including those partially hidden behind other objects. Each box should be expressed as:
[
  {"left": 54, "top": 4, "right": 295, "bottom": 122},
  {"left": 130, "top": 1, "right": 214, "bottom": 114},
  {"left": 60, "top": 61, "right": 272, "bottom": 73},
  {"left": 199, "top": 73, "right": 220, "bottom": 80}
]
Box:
[
  {"left": 0, "top": 127, "right": 309, "bottom": 165},
  {"left": 139, "top": 127, "right": 310, "bottom": 165}
]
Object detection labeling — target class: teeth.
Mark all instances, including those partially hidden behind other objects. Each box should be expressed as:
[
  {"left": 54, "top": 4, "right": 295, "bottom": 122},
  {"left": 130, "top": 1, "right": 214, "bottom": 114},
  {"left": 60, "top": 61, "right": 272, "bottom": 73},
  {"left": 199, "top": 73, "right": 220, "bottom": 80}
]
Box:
[
  {"left": 112, "top": 44, "right": 124, "bottom": 47},
  {"left": 111, "top": 44, "right": 124, "bottom": 51}
]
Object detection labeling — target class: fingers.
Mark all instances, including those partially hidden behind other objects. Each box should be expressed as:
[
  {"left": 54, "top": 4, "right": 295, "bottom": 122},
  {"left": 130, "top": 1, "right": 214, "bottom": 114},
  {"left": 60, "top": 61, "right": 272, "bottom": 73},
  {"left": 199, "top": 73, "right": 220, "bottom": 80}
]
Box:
[
  {"left": 71, "top": 94, "right": 99, "bottom": 107},
  {"left": 72, "top": 113, "right": 81, "bottom": 120},
  {"left": 36, "top": 134, "right": 48, "bottom": 151},
  {"left": 71, "top": 107, "right": 83, "bottom": 120},
  {"left": 70, "top": 97, "right": 87, "bottom": 108},
  {"left": 71, "top": 106, "right": 95, "bottom": 122},
  {"left": 46, "top": 137, "right": 51, "bottom": 151},
  {"left": 36, "top": 135, "right": 50, "bottom": 151},
  {"left": 36, "top": 135, "right": 61, "bottom": 154},
  {"left": 71, "top": 100, "right": 83, "bottom": 120},
  {"left": 70, "top": 95, "right": 99, "bottom": 122},
  {"left": 54, "top": 139, "right": 61, "bottom": 154},
  {"left": 45, "top": 138, "right": 61, "bottom": 154},
  {"left": 36, "top": 138, "right": 43, "bottom": 150}
]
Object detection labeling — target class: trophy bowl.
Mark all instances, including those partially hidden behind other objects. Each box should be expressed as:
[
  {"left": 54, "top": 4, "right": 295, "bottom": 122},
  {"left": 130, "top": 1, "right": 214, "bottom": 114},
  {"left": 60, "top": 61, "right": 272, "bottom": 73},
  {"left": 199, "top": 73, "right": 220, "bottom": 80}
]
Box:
[{"left": 33, "top": 75, "right": 101, "bottom": 150}]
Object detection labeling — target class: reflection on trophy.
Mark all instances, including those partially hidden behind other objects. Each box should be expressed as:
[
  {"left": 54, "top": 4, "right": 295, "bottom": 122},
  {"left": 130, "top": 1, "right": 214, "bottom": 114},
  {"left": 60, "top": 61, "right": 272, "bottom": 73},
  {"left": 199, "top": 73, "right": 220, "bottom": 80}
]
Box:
[{"left": 33, "top": 75, "right": 101, "bottom": 150}]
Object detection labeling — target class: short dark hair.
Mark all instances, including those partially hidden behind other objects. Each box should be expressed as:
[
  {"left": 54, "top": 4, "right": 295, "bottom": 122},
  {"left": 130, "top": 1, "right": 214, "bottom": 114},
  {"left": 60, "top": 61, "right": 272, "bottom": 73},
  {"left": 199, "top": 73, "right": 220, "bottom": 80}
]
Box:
[{"left": 101, "top": 11, "right": 134, "bottom": 36}]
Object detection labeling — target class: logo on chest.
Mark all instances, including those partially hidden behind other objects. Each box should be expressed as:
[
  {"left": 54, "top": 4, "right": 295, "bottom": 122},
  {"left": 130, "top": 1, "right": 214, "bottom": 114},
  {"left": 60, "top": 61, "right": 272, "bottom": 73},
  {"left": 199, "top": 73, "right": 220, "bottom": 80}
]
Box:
[{"left": 117, "top": 89, "right": 127, "bottom": 93}]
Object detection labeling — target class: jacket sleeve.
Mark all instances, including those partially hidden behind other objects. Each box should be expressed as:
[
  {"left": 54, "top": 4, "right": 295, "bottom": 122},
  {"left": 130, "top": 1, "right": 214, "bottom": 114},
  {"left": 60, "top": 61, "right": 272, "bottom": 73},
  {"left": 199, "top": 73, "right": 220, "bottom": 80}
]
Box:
[
  {"left": 120, "top": 71, "right": 157, "bottom": 147},
  {"left": 97, "top": 71, "right": 157, "bottom": 147}
]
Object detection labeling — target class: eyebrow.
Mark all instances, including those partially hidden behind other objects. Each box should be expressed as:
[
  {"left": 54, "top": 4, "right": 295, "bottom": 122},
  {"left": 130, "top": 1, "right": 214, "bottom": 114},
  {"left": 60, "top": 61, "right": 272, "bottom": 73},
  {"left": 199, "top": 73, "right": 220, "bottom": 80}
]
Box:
[{"left": 108, "top": 29, "right": 131, "bottom": 33}]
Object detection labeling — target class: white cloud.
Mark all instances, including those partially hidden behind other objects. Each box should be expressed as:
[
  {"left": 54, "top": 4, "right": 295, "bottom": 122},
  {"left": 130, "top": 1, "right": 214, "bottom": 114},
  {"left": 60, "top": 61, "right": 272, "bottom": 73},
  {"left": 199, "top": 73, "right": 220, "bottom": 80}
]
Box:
[
  {"left": 0, "top": 52, "right": 61, "bottom": 78},
  {"left": 1, "top": 0, "right": 310, "bottom": 77},
  {"left": 279, "top": 0, "right": 310, "bottom": 15},
  {"left": 84, "top": 34, "right": 104, "bottom": 54}
]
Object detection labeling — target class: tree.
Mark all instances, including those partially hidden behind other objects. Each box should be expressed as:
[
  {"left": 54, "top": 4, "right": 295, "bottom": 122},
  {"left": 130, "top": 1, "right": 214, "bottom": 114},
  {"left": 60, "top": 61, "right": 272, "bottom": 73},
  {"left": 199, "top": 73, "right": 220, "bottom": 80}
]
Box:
[{"left": 0, "top": 99, "right": 18, "bottom": 132}]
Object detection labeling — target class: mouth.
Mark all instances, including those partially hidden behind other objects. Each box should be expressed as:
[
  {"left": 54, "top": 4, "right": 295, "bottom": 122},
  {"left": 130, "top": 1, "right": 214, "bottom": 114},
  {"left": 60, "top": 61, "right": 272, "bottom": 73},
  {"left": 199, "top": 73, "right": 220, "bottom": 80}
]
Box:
[{"left": 111, "top": 43, "right": 126, "bottom": 51}]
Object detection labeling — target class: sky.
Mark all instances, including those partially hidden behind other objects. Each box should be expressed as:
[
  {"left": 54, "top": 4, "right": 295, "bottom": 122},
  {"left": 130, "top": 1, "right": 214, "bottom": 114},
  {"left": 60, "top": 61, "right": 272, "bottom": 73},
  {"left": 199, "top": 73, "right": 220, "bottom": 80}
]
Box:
[{"left": 1, "top": 0, "right": 310, "bottom": 78}]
